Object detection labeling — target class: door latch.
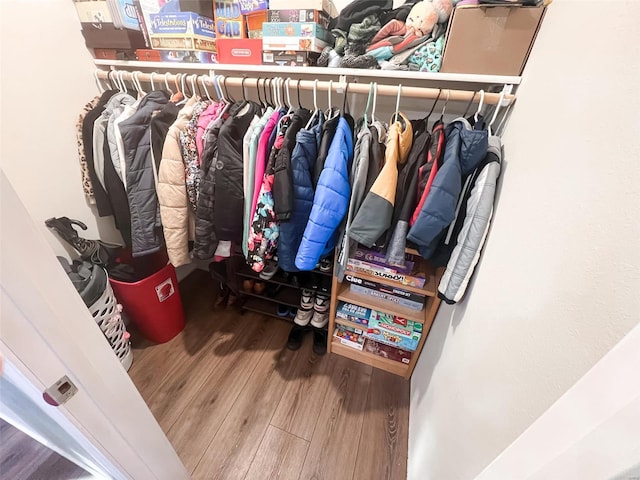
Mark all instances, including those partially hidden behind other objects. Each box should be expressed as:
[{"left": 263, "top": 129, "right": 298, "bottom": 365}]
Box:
[{"left": 43, "top": 376, "right": 78, "bottom": 407}]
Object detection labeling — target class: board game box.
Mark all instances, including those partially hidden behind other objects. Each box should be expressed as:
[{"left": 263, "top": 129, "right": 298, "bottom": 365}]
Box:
[
  {"left": 333, "top": 325, "right": 365, "bottom": 351},
  {"left": 364, "top": 312, "right": 422, "bottom": 351},
  {"left": 335, "top": 301, "right": 372, "bottom": 327},
  {"left": 346, "top": 258, "right": 427, "bottom": 289},
  {"left": 344, "top": 274, "right": 426, "bottom": 304},
  {"left": 353, "top": 248, "right": 416, "bottom": 274},
  {"left": 364, "top": 339, "right": 412, "bottom": 364},
  {"left": 349, "top": 285, "right": 424, "bottom": 311}
]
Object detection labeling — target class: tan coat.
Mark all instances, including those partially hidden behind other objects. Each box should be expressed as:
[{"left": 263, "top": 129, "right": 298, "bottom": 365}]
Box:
[{"left": 158, "top": 97, "right": 197, "bottom": 267}]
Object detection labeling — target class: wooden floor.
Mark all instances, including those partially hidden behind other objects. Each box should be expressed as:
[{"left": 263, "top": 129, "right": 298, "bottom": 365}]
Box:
[
  {"left": 0, "top": 419, "right": 91, "bottom": 480},
  {"left": 128, "top": 271, "right": 410, "bottom": 480}
]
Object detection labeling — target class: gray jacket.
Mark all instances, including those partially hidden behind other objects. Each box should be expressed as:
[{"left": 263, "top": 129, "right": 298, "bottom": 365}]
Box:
[
  {"left": 119, "top": 91, "right": 169, "bottom": 257},
  {"left": 438, "top": 135, "right": 502, "bottom": 304},
  {"left": 105, "top": 93, "right": 136, "bottom": 181}
]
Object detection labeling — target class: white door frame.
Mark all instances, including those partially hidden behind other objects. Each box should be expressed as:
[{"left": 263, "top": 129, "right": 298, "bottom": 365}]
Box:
[{"left": 0, "top": 171, "right": 189, "bottom": 480}]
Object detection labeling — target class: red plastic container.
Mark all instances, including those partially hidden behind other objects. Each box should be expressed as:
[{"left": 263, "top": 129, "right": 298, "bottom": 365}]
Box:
[{"left": 109, "top": 263, "right": 185, "bottom": 343}]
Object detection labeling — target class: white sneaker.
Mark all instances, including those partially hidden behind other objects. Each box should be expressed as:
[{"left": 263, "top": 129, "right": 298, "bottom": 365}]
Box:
[
  {"left": 313, "top": 293, "right": 330, "bottom": 314},
  {"left": 300, "top": 289, "right": 315, "bottom": 310},
  {"left": 294, "top": 308, "right": 313, "bottom": 326},
  {"left": 310, "top": 311, "right": 329, "bottom": 328}
]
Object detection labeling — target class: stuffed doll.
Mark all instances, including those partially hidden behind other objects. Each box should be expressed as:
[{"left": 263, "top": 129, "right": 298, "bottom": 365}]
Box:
[{"left": 366, "top": 1, "right": 438, "bottom": 60}]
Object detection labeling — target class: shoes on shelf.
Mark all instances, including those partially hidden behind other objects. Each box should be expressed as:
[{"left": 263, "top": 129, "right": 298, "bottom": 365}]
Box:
[
  {"left": 300, "top": 289, "right": 315, "bottom": 309},
  {"left": 310, "top": 311, "right": 329, "bottom": 328},
  {"left": 319, "top": 258, "right": 332, "bottom": 273},
  {"left": 288, "top": 307, "right": 297, "bottom": 319},
  {"left": 259, "top": 261, "right": 279, "bottom": 280},
  {"left": 313, "top": 293, "right": 330, "bottom": 313},
  {"left": 287, "top": 324, "right": 307, "bottom": 351},
  {"left": 277, "top": 304, "right": 290, "bottom": 317},
  {"left": 294, "top": 308, "right": 314, "bottom": 326},
  {"left": 312, "top": 327, "right": 328, "bottom": 355},
  {"left": 242, "top": 279, "right": 255, "bottom": 292},
  {"left": 253, "top": 281, "right": 266, "bottom": 294}
]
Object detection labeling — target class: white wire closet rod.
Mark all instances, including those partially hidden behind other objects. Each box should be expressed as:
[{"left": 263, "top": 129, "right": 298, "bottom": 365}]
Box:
[
  {"left": 94, "top": 59, "right": 523, "bottom": 85},
  {"left": 97, "top": 70, "right": 515, "bottom": 106}
]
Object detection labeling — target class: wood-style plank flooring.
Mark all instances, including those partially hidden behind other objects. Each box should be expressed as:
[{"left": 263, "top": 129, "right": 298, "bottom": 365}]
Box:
[
  {"left": 128, "top": 271, "right": 410, "bottom": 480},
  {"left": 0, "top": 419, "right": 92, "bottom": 480}
]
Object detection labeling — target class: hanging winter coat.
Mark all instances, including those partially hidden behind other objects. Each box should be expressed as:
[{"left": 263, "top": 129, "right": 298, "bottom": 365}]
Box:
[
  {"left": 295, "top": 115, "right": 354, "bottom": 271},
  {"left": 193, "top": 103, "right": 232, "bottom": 260},
  {"left": 272, "top": 108, "right": 311, "bottom": 221},
  {"left": 349, "top": 112, "right": 413, "bottom": 247},
  {"left": 181, "top": 100, "right": 211, "bottom": 212},
  {"left": 312, "top": 113, "right": 340, "bottom": 188},
  {"left": 247, "top": 115, "right": 292, "bottom": 272},
  {"left": 213, "top": 101, "right": 261, "bottom": 243},
  {"left": 158, "top": 97, "right": 197, "bottom": 267},
  {"left": 278, "top": 112, "right": 325, "bottom": 272},
  {"left": 77, "top": 95, "right": 101, "bottom": 203},
  {"left": 438, "top": 135, "right": 502, "bottom": 304},
  {"left": 385, "top": 119, "right": 431, "bottom": 266},
  {"left": 119, "top": 90, "right": 170, "bottom": 257},
  {"left": 407, "top": 117, "right": 488, "bottom": 259},
  {"left": 411, "top": 119, "right": 445, "bottom": 226}
]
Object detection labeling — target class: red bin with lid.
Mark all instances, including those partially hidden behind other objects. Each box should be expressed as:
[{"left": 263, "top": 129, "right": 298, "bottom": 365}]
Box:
[{"left": 109, "top": 263, "right": 185, "bottom": 343}]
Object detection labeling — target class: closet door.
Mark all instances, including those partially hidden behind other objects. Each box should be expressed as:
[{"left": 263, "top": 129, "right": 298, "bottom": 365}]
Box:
[{"left": 0, "top": 171, "right": 189, "bottom": 480}]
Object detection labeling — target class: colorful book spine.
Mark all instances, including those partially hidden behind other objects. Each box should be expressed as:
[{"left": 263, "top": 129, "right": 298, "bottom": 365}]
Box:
[{"left": 349, "top": 285, "right": 425, "bottom": 311}]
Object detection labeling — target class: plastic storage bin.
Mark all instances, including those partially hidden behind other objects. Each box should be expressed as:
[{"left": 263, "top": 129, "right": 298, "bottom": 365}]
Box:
[
  {"left": 109, "top": 263, "right": 185, "bottom": 343},
  {"left": 89, "top": 280, "right": 133, "bottom": 371}
]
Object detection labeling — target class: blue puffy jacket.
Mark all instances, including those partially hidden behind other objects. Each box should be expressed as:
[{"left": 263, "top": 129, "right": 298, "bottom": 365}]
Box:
[
  {"left": 295, "top": 116, "right": 353, "bottom": 270},
  {"left": 277, "top": 114, "right": 324, "bottom": 272},
  {"left": 407, "top": 118, "right": 488, "bottom": 259}
]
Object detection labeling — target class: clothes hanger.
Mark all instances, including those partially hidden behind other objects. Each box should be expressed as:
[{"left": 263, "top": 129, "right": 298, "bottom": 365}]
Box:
[
  {"left": 362, "top": 82, "right": 373, "bottom": 127},
  {"left": 132, "top": 71, "right": 145, "bottom": 97},
  {"left": 164, "top": 72, "right": 173, "bottom": 95},
  {"left": 305, "top": 78, "right": 320, "bottom": 129},
  {"left": 488, "top": 89, "right": 506, "bottom": 136},
  {"left": 296, "top": 79, "right": 302, "bottom": 109},
  {"left": 285, "top": 78, "right": 294, "bottom": 115},
  {"left": 189, "top": 74, "right": 199, "bottom": 99},
  {"left": 474, "top": 89, "right": 485, "bottom": 123},
  {"left": 392, "top": 84, "right": 402, "bottom": 124},
  {"left": 223, "top": 76, "right": 235, "bottom": 102},
  {"left": 462, "top": 91, "right": 477, "bottom": 118},
  {"left": 327, "top": 79, "right": 333, "bottom": 115},
  {"left": 149, "top": 72, "right": 156, "bottom": 91},
  {"left": 94, "top": 70, "right": 105, "bottom": 93},
  {"left": 118, "top": 71, "right": 128, "bottom": 94},
  {"left": 200, "top": 76, "right": 213, "bottom": 102},
  {"left": 371, "top": 82, "right": 378, "bottom": 124},
  {"left": 439, "top": 89, "right": 450, "bottom": 123},
  {"left": 425, "top": 89, "right": 441, "bottom": 126},
  {"left": 175, "top": 74, "right": 188, "bottom": 106},
  {"left": 255, "top": 78, "right": 265, "bottom": 109}
]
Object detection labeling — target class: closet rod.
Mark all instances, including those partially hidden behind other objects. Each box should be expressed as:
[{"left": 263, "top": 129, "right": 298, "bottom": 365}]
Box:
[{"left": 97, "top": 70, "right": 514, "bottom": 106}]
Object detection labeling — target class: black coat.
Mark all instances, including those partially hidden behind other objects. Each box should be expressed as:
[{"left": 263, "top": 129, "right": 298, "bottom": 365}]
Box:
[
  {"left": 273, "top": 108, "right": 311, "bottom": 221},
  {"left": 213, "top": 101, "right": 260, "bottom": 243}
]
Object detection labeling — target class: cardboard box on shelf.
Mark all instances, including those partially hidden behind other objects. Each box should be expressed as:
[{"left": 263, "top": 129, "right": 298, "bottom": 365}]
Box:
[
  {"left": 365, "top": 311, "right": 423, "bottom": 352},
  {"left": 364, "top": 339, "right": 412, "bottom": 364},
  {"left": 217, "top": 38, "right": 262, "bottom": 64},
  {"left": 262, "top": 22, "right": 334, "bottom": 44},
  {"left": 81, "top": 22, "right": 147, "bottom": 49},
  {"left": 261, "top": 50, "right": 320, "bottom": 66},
  {"left": 136, "top": 48, "right": 163, "bottom": 61},
  {"left": 237, "top": 0, "right": 268, "bottom": 15},
  {"left": 214, "top": 0, "right": 247, "bottom": 38},
  {"left": 160, "top": 49, "right": 218, "bottom": 63},
  {"left": 333, "top": 325, "right": 365, "bottom": 351},
  {"left": 267, "top": 10, "right": 330, "bottom": 28},
  {"left": 246, "top": 11, "right": 268, "bottom": 39},
  {"left": 441, "top": 4, "right": 546, "bottom": 76},
  {"left": 268, "top": 0, "right": 338, "bottom": 18},
  {"left": 147, "top": 12, "right": 216, "bottom": 51}
]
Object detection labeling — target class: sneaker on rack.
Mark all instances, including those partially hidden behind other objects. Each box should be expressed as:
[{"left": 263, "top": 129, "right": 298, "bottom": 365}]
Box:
[
  {"left": 319, "top": 258, "right": 332, "bottom": 273},
  {"left": 313, "top": 293, "right": 330, "bottom": 314},
  {"left": 300, "top": 289, "right": 315, "bottom": 310},
  {"left": 294, "top": 307, "right": 314, "bottom": 326},
  {"left": 310, "top": 311, "right": 329, "bottom": 329}
]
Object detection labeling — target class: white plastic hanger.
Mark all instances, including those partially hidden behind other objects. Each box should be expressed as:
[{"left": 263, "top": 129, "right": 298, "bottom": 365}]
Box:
[
  {"left": 164, "top": 73, "right": 173, "bottom": 95},
  {"left": 392, "top": 84, "right": 402, "bottom": 123},
  {"left": 132, "top": 71, "right": 145, "bottom": 97},
  {"left": 285, "top": 78, "right": 294, "bottom": 115},
  {"left": 189, "top": 74, "right": 199, "bottom": 99},
  {"left": 371, "top": 82, "right": 378, "bottom": 124},
  {"left": 363, "top": 82, "right": 374, "bottom": 126},
  {"left": 94, "top": 70, "right": 105, "bottom": 93},
  {"left": 474, "top": 89, "right": 485, "bottom": 123},
  {"left": 201, "top": 76, "right": 213, "bottom": 101},
  {"left": 488, "top": 89, "right": 506, "bottom": 136},
  {"left": 305, "top": 79, "right": 320, "bottom": 130},
  {"left": 117, "top": 71, "right": 127, "bottom": 94},
  {"left": 149, "top": 72, "right": 156, "bottom": 91}
]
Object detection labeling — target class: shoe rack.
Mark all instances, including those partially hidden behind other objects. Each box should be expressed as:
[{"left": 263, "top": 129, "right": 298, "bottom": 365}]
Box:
[
  {"left": 327, "top": 249, "right": 444, "bottom": 380},
  {"left": 235, "top": 255, "right": 333, "bottom": 321}
]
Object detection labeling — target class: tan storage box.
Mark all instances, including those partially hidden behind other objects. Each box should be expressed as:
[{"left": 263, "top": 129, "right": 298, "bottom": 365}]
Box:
[{"left": 441, "top": 4, "right": 546, "bottom": 76}]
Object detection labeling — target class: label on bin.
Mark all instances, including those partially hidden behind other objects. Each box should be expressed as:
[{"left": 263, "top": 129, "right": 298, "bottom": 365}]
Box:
[{"left": 155, "top": 278, "right": 175, "bottom": 303}]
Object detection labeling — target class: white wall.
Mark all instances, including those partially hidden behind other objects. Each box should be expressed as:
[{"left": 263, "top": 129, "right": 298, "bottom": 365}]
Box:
[
  {"left": 0, "top": 0, "right": 122, "bottom": 258},
  {"left": 409, "top": 1, "right": 640, "bottom": 479}
]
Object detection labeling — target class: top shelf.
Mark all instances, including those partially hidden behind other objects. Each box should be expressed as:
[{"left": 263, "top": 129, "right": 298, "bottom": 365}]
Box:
[{"left": 93, "top": 60, "right": 522, "bottom": 85}]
